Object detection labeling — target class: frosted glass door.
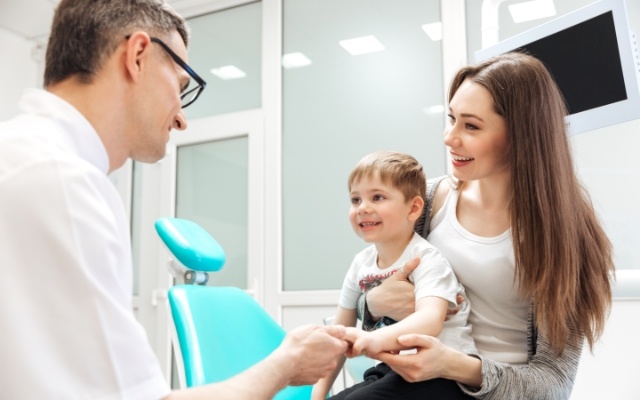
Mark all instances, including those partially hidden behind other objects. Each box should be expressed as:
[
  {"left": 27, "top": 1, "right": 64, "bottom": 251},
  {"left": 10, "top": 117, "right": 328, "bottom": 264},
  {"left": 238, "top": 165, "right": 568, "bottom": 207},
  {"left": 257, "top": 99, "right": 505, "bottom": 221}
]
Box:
[{"left": 175, "top": 137, "right": 249, "bottom": 289}]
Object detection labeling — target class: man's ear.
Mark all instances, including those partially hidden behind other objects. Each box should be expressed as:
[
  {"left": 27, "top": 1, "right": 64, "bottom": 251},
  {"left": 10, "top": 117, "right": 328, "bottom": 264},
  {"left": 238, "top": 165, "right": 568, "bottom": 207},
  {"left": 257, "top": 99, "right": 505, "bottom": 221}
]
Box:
[
  {"left": 408, "top": 195, "right": 425, "bottom": 222},
  {"left": 123, "top": 32, "right": 152, "bottom": 83}
]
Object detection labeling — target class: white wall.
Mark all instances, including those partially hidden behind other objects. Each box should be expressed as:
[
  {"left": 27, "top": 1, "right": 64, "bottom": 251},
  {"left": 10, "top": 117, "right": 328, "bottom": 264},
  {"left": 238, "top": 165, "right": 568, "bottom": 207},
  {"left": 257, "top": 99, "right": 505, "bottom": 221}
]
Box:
[
  {"left": 571, "top": 298, "right": 640, "bottom": 400},
  {"left": 569, "top": 109, "right": 640, "bottom": 399},
  {"left": 0, "top": 28, "right": 39, "bottom": 121}
]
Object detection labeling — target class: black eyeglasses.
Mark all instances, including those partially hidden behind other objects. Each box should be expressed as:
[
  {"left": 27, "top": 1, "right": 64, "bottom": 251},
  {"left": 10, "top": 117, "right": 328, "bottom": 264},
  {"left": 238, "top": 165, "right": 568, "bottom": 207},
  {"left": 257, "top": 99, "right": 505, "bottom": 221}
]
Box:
[{"left": 125, "top": 35, "right": 206, "bottom": 108}]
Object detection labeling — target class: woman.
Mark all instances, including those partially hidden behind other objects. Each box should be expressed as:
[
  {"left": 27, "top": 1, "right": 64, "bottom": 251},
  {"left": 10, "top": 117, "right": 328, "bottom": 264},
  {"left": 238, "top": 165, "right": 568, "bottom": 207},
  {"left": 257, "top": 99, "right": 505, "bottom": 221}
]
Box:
[{"left": 358, "top": 52, "right": 614, "bottom": 398}]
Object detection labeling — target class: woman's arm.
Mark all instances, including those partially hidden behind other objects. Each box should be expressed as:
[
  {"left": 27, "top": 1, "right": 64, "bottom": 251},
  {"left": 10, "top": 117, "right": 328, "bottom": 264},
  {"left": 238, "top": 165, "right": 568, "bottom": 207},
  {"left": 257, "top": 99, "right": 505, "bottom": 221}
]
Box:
[
  {"left": 375, "top": 334, "right": 482, "bottom": 388},
  {"left": 375, "top": 317, "right": 582, "bottom": 399},
  {"left": 357, "top": 257, "right": 420, "bottom": 330},
  {"left": 463, "top": 324, "right": 582, "bottom": 399},
  {"left": 350, "top": 296, "right": 448, "bottom": 355}
]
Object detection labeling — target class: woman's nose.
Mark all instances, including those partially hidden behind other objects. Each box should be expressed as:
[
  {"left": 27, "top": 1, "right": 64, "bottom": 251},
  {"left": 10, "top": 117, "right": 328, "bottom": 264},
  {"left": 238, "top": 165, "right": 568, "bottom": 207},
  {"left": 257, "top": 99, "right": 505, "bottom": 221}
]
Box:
[{"left": 444, "top": 125, "right": 460, "bottom": 148}]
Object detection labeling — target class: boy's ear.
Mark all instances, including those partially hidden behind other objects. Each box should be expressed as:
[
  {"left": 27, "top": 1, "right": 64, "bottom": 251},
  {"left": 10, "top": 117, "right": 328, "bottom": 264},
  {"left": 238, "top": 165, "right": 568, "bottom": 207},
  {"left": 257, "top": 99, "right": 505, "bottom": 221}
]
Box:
[{"left": 408, "top": 195, "right": 425, "bottom": 222}]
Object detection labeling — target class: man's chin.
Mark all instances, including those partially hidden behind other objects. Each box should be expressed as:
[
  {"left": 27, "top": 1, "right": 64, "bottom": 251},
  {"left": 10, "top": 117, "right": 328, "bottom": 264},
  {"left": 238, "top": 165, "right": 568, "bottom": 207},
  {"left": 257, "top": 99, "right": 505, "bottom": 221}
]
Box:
[{"left": 132, "top": 149, "right": 167, "bottom": 164}]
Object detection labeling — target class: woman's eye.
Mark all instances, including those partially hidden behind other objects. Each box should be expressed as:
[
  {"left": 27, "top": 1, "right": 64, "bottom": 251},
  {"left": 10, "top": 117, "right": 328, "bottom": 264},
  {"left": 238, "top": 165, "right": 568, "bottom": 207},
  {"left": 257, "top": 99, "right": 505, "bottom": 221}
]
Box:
[{"left": 465, "top": 123, "right": 478, "bottom": 131}]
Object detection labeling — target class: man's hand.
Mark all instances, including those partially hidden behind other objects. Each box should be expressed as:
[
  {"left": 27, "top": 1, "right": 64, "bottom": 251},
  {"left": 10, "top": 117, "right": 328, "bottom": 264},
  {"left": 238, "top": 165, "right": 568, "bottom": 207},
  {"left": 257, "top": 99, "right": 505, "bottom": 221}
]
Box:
[
  {"left": 277, "top": 324, "right": 348, "bottom": 386},
  {"left": 366, "top": 257, "right": 420, "bottom": 321}
]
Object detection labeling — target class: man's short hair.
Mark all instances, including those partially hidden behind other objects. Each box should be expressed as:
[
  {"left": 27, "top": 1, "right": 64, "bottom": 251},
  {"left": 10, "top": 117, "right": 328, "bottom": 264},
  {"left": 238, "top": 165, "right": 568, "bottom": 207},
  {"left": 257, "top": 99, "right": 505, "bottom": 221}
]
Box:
[{"left": 44, "top": 0, "right": 188, "bottom": 87}]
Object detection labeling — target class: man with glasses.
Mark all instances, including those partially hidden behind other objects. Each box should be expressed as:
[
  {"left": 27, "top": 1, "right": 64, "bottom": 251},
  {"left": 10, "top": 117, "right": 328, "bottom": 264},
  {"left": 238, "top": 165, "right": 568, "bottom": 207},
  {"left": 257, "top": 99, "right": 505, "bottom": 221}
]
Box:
[{"left": 0, "top": 0, "right": 347, "bottom": 399}]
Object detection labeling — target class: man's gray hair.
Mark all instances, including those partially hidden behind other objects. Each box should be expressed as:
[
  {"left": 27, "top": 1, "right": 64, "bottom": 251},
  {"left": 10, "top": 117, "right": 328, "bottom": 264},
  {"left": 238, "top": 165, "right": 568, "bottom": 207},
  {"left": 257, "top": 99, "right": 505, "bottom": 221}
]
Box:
[{"left": 44, "top": 0, "right": 189, "bottom": 87}]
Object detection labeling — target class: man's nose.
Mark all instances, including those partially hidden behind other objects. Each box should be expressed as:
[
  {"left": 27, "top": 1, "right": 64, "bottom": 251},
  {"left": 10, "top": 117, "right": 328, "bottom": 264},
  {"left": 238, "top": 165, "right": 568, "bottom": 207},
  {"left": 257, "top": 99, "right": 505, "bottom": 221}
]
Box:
[{"left": 173, "top": 110, "right": 188, "bottom": 131}]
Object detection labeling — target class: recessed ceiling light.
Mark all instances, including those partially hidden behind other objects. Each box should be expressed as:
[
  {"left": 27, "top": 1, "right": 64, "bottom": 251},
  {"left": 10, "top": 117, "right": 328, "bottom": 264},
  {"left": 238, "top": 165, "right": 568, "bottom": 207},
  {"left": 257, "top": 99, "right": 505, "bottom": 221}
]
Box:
[
  {"left": 508, "top": 0, "right": 556, "bottom": 23},
  {"left": 210, "top": 65, "right": 246, "bottom": 80},
  {"left": 421, "top": 22, "right": 442, "bottom": 41},
  {"left": 282, "top": 52, "right": 312, "bottom": 69},
  {"left": 423, "top": 105, "right": 445, "bottom": 115},
  {"left": 339, "top": 35, "right": 385, "bottom": 56}
]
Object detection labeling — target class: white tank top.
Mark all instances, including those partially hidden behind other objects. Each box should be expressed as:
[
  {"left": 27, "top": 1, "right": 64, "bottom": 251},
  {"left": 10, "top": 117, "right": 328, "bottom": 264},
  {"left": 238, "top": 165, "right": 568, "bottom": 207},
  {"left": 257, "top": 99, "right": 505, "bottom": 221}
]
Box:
[{"left": 427, "top": 184, "right": 529, "bottom": 364}]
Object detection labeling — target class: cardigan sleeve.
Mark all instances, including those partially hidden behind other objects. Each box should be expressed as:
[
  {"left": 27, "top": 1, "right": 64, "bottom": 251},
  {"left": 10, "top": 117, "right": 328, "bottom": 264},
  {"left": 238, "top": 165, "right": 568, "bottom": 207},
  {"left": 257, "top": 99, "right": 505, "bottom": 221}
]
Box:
[{"left": 459, "top": 324, "right": 583, "bottom": 399}]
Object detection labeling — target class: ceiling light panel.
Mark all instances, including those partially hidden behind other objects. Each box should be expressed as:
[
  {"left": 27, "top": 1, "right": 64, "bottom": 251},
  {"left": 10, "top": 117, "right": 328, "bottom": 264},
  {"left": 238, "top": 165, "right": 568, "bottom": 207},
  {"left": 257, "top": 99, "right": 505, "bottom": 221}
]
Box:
[
  {"left": 339, "top": 35, "right": 385, "bottom": 56},
  {"left": 422, "top": 22, "right": 442, "bottom": 41},
  {"left": 210, "top": 65, "right": 247, "bottom": 80},
  {"left": 509, "top": 0, "right": 556, "bottom": 24},
  {"left": 282, "top": 52, "right": 312, "bottom": 69}
]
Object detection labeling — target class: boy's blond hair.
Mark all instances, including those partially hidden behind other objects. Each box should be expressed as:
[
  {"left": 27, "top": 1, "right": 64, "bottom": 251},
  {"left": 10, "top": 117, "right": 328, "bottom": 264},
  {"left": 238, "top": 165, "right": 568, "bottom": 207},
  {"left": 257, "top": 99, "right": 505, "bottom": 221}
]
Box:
[{"left": 348, "top": 151, "right": 426, "bottom": 202}]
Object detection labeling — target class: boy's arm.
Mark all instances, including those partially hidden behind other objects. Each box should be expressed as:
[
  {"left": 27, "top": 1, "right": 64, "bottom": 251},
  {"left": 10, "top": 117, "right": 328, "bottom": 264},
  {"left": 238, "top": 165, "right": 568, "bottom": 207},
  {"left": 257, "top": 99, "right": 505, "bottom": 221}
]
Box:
[
  {"left": 311, "top": 306, "right": 356, "bottom": 400},
  {"left": 352, "top": 296, "right": 448, "bottom": 355}
]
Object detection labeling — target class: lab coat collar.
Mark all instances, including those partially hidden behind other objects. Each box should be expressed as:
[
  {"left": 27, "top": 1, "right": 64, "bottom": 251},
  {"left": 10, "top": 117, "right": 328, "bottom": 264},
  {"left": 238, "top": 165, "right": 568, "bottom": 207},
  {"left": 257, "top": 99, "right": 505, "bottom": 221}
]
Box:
[{"left": 18, "top": 89, "right": 110, "bottom": 175}]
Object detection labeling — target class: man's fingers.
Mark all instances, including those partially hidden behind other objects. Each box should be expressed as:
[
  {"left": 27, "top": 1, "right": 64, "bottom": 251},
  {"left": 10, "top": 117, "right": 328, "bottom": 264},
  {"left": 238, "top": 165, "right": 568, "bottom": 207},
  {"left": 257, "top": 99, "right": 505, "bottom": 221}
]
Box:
[{"left": 324, "top": 324, "right": 347, "bottom": 339}]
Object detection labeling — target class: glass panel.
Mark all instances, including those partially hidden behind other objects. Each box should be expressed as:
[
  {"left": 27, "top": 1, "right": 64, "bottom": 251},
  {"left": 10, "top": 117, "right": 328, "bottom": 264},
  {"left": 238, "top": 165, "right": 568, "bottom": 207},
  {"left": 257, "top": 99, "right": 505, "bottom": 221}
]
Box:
[
  {"left": 282, "top": 0, "right": 445, "bottom": 290},
  {"left": 184, "top": 2, "right": 262, "bottom": 120},
  {"left": 176, "top": 137, "right": 249, "bottom": 288}
]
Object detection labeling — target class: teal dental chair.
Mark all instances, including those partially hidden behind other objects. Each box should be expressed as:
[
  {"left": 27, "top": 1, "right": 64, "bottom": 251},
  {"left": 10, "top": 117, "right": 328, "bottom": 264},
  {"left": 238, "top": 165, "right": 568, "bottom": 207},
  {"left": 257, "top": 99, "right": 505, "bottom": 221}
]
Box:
[{"left": 154, "top": 217, "right": 313, "bottom": 399}]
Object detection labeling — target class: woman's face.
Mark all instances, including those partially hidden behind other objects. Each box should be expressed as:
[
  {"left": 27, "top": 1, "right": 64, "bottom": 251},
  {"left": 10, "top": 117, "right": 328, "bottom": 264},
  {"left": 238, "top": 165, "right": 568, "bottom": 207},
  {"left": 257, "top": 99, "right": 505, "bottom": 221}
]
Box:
[{"left": 444, "top": 78, "right": 510, "bottom": 182}]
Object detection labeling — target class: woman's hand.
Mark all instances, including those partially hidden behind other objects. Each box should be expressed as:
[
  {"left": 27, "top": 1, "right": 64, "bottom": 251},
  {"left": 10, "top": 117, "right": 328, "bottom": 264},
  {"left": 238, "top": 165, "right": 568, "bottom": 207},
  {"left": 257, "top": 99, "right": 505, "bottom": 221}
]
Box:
[
  {"left": 375, "top": 334, "right": 482, "bottom": 387},
  {"left": 446, "top": 294, "right": 464, "bottom": 321},
  {"left": 366, "top": 257, "right": 420, "bottom": 321},
  {"left": 374, "top": 334, "right": 448, "bottom": 382}
]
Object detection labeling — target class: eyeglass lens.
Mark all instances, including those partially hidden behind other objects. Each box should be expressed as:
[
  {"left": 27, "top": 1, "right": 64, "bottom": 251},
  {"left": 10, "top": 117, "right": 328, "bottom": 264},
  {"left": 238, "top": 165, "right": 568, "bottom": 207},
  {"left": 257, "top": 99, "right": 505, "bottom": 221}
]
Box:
[{"left": 181, "top": 85, "right": 203, "bottom": 108}]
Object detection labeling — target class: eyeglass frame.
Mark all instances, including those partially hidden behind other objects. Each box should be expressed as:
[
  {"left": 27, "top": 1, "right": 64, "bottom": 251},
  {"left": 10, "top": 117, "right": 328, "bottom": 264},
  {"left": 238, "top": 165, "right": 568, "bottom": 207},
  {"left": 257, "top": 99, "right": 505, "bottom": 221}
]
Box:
[{"left": 124, "top": 34, "right": 207, "bottom": 108}]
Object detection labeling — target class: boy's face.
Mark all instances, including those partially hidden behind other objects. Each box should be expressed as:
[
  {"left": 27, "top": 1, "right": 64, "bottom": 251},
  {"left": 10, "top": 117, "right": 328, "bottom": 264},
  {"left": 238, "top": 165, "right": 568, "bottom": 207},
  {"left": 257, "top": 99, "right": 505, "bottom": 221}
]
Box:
[{"left": 349, "top": 173, "right": 417, "bottom": 246}]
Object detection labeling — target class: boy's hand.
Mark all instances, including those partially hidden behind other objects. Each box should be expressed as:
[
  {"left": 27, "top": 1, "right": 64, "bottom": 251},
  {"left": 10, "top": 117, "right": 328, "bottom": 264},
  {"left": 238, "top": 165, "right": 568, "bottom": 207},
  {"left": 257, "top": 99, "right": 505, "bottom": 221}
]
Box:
[{"left": 344, "top": 327, "right": 382, "bottom": 357}]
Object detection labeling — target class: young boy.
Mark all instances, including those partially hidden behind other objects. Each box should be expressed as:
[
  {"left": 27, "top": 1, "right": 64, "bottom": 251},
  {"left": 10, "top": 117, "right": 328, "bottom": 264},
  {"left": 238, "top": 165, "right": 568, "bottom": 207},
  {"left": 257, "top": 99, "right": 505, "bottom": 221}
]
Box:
[{"left": 312, "top": 151, "right": 476, "bottom": 400}]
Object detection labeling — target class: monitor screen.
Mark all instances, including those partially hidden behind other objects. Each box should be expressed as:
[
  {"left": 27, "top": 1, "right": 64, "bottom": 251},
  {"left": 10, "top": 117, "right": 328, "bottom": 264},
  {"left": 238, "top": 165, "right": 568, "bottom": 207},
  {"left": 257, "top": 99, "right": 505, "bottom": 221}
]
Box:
[{"left": 475, "top": 0, "right": 640, "bottom": 135}]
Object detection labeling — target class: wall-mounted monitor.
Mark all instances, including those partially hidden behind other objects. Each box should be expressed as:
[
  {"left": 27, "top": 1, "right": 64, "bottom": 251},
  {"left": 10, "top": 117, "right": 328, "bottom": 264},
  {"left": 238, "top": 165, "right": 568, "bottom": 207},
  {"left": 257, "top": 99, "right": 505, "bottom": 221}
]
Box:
[{"left": 475, "top": 0, "right": 640, "bottom": 135}]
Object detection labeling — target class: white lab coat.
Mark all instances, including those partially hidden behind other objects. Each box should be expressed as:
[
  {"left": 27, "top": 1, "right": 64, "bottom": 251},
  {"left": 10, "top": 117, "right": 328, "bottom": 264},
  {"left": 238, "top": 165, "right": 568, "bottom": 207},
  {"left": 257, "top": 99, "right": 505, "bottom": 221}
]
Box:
[{"left": 0, "top": 89, "right": 170, "bottom": 399}]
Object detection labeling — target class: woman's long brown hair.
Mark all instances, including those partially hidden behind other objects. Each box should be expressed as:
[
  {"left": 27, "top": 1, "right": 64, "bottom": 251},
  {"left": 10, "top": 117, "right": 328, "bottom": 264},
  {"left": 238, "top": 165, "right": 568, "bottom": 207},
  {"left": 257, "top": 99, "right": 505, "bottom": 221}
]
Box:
[{"left": 448, "top": 52, "right": 614, "bottom": 354}]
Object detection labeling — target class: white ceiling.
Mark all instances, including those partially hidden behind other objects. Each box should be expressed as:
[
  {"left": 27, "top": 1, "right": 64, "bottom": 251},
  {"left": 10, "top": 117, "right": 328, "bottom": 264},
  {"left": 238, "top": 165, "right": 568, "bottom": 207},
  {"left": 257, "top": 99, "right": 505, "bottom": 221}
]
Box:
[
  {"left": 0, "top": 0, "right": 58, "bottom": 41},
  {"left": 0, "top": 0, "right": 238, "bottom": 42}
]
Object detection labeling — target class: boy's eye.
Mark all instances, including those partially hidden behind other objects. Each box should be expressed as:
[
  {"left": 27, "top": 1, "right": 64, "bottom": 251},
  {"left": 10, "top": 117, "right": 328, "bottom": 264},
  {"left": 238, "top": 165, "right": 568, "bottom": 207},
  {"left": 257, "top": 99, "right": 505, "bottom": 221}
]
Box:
[
  {"left": 350, "top": 197, "right": 361, "bottom": 205},
  {"left": 373, "top": 194, "right": 385, "bottom": 201}
]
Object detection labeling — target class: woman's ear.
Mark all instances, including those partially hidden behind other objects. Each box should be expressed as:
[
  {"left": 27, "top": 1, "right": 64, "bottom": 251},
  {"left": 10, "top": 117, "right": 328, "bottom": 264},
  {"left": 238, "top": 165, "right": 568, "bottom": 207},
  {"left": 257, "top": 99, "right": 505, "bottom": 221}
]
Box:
[{"left": 408, "top": 195, "right": 425, "bottom": 222}]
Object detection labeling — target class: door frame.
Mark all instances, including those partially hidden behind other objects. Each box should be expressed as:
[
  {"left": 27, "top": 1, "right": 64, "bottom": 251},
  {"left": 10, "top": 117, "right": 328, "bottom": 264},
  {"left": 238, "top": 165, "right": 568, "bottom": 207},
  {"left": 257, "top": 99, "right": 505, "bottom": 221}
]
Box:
[{"left": 125, "top": 108, "right": 265, "bottom": 380}]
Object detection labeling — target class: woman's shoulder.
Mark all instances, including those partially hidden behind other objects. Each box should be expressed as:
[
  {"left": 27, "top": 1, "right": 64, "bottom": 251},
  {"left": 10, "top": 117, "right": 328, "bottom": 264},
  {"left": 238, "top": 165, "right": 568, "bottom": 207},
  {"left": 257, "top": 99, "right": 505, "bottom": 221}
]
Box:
[{"left": 428, "top": 175, "right": 456, "bottom": 217}]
